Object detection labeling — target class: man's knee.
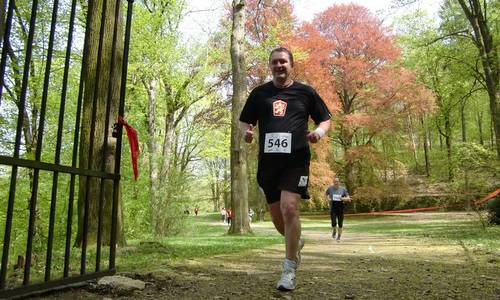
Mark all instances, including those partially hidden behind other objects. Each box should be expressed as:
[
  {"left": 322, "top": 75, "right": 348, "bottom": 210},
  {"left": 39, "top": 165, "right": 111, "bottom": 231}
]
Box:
[{"left": 280, "top": 201, "right": 299, "bottom": 220}]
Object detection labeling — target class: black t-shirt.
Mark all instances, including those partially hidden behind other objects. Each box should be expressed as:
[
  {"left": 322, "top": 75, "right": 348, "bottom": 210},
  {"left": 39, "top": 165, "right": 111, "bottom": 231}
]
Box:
[{"left": 239, "top": 81, "right": 331, "bottom": 160}]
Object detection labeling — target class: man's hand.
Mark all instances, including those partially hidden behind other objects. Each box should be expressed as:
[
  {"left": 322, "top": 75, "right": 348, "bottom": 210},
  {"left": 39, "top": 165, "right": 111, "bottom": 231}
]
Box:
[
  {"left": 307, "top": 131, "right": 321, "bottom": 143},
  {"left": 307, "top": 125, "right": 328, "bottom": 144},
  {"left": 307, "top": 120, "right": 330, "bottom": 144},
  {"left": 244, "top": 124, "right": 254, "bottom": 143}
]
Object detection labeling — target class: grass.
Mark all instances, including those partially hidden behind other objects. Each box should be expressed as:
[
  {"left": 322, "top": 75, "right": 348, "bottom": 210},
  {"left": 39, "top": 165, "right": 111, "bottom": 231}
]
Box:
[
  {"left": 302, "top": 212, "right": 500, "bottom": 251},
  {"left": 116, "top": 213, "right": 283, "bottom": 272},
  {"left": 6, "top": 211, "right": 499, "bottom": 286},
  {"left": 115, "top": 211, "right": 500, "bottom": 273}
]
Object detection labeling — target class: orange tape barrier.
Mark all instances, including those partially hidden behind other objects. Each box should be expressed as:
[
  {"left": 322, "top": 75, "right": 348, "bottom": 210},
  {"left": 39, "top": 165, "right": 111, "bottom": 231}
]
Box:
[
  {"left": 473, "top": 188, "right": 500, "bottom": 205},
  {"left": 345, "top": 188, "right": 499, "bottom": 216}
]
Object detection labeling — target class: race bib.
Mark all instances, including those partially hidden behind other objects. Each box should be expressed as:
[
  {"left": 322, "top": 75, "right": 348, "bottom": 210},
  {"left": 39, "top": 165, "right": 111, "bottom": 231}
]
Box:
[
  {"left": 331, "top": 194, "right": 342, "bottom": 201},
  {"left": 264, "top": 132, "right": 292, "bottom": 153}
]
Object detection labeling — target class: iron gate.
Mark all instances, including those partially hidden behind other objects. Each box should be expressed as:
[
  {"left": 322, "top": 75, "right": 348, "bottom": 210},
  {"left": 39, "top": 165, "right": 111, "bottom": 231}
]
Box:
[{"left": 0, "top": 0, "right": 134, "bottom": 298}]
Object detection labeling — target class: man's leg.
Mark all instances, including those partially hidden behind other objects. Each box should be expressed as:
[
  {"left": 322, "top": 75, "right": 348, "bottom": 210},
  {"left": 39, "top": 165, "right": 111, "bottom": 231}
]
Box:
[
  {"left": 270, "top": 191, "right": 301, "bottom": 291},
  {"left": 269, "top": 201, "right": 285, "bottom": 235},
  {"left": 268, "top": 190, "right": 301, "bottom": 261},
  {"left": 269, "top": 201, "right": 285, "bottom": 236},
  {"left": 330, "top": 207, "right": 337, "bottom": 238},
  {"left": 337, "top": 212, "right": 344, "bottom": 240},
  {"left": 281, "top": 190, "right": 301, "bottom": 261}
]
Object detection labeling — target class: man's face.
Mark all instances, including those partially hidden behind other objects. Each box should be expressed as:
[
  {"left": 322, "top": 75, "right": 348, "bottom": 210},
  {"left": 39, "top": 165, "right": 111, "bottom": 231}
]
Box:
[
  {"left": 333, "top": 178, "right": 340, "bottom": 187},
  {"left": 269, "top": 51, "right": 293, "bottom": 82}
]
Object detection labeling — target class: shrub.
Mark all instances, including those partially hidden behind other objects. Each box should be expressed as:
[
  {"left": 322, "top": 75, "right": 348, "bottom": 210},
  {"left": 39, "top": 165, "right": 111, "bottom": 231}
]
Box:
[{"left": 486, "top": 196, "right": 500, "bottom": 225}]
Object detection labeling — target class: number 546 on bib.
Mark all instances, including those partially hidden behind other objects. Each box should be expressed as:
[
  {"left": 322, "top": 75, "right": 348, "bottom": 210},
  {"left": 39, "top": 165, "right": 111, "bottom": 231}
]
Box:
[{"left": 264, "top": 132, "right": 292, "bottom": 153}]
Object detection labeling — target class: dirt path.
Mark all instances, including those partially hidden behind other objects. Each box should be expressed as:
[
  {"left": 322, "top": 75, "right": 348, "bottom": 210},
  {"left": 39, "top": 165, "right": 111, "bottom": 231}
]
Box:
[{"left": 35, "top": 224, "right": 500, "bottom": 300}]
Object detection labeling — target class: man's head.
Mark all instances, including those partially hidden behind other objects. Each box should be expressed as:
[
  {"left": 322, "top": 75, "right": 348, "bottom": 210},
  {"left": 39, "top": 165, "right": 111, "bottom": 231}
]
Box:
[
  {"left": 269, "top": 47, "right": 294, "bottom": 66},
  {"left": 333, "top": 177, "right": 340, "bottom": 187},
  {"left": 269, "top": 47, "right": 294, "bottom": 85}
]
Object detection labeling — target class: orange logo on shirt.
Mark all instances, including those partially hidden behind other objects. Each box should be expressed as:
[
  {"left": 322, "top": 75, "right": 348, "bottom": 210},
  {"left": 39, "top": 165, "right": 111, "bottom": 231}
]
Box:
[{"left": 273, "top": 100, "right": 287, "bottom": 117}]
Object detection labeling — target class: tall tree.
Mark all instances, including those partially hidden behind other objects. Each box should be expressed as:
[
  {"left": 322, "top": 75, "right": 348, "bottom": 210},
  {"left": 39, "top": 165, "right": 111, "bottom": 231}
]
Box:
[
  {"left": 76, "top": 0, "right": 125, "bottom": 246},
  {"left": 131, "top": 0, "right": 187, "bottom": 235},
  {"left": 129, "top": 0, "right": 222, "bottom": 235},
  {"left": 397, "top": 4, "right": 492, "bottom": 181},
  {"left": 229, "top": 0, "right": 250, "bottom": 233},
  {"left": 456, "top": 0, "right": 500, "bottom": 158}
]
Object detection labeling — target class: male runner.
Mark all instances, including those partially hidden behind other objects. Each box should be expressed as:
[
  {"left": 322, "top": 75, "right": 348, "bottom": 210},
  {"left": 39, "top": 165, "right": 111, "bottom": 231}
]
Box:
[
  {"left": 325, "top": 177, "right": 351, "bottom": 241},
  {"left": 240, "top": 47, "right": 331, "bottom": 291}
]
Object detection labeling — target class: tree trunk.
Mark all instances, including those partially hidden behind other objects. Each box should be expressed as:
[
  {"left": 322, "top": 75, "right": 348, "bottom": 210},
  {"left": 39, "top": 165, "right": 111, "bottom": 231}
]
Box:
[
  {"left": 421, "top": 116, "right": 430, "bottom": 177},
  {"left": 160, "top": 110, "right": 175, "bottom": 179},
  {"left": 428, "top": 126, "right": 432, "bottom": 150},
  {"left": 223, "top": 159, "right": 230, "bottom": 207},
  {"left": 382, "top": 139, "right": 388, "bottom": 182},
  {"left": 211, "top": 182, "right": 217, "bottom": 211},
  {"left": 229, "top": 0, "right": 250, "bottom": 234},
  {"left": 460, "top": 99, "right": 470, "bottom": 197},
  {"left": 457, "top": 0, "right": 500, "bottom": 158},
  {"left": 144, "top": 76, "right": 160, "bottom": 234},
  {"left": 477, "top": 111, "right": 484, "bottom": 145},
  {"left": 460, "top": 101, "right": 467, "bottom": 142},
  {"left": 407, "top": 114, "right": 419, "bottom": 171},
  {"left": 77, "top": 0, "right": 125, "bottom": 247},
  {"left": 438, "top": 126, "right": 443, "bottom": 150},
  {"left": 491, "top": 117, "right": 495, "bottom": 147},
  {"left": 444, "top": 115, "right": 453, "bottom": 181}
]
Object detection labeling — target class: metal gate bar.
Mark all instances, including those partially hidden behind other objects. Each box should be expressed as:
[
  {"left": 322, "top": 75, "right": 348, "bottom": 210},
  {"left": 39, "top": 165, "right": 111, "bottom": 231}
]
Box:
[
  {"left": 24, "top": 0, "right": 59, "bottom": 285},
  {"left": 1, "top": 0, "right": 40, "bottom": 289},
  {"left": 110, "top": 0, "right": 134, "bottom": 270},
  {"left": 45, "top": 0, "right": 78, "bottom": 282},
  {"left": 0, "top": 0, "right": 15, "bottom": 107}
]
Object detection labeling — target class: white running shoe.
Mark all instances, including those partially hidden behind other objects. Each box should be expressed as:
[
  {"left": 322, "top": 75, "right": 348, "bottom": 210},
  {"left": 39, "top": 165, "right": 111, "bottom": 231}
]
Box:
[
  {"left": 296, "top": 237, "right": 305, "bottom": 266},
  {"left": 277, "top": 259, "right": 297, "bottom": 291}
]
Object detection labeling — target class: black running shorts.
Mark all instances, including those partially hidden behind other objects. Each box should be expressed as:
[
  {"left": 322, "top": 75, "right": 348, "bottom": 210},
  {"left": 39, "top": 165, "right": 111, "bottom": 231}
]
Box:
[{"left": 257, "top": 157, "right": 310, "bottom": 204}]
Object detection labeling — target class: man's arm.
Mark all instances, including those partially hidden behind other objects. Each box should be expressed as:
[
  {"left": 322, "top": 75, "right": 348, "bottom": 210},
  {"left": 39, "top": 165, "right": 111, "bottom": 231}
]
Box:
[
  {"left": 341, "top": 195, "right": 351, "bottom": 202},
  {"left": 341, "top": 189, "right": 351, "bottom": 202},
  {"left": 307, "top": 119, "right": 331, "bottom": 143},
  {"left": 240, "top": 121, "right": 254, "bottom": 143},
  {"left": 325, "top": 191, "right": 332, "bottom": 210}
]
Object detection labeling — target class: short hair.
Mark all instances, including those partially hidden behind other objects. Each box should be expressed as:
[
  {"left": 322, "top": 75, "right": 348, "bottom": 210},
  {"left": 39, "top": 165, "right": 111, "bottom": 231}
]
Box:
[{"left": 269, "top": 47, "right": 294, "bottom": 67}]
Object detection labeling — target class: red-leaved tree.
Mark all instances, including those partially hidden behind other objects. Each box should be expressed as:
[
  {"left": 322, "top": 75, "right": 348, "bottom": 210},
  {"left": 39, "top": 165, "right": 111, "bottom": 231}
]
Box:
[
  {"left": 287, "top": 4, "right": 435, "bottom": 193},
  {"left": 244, "top": 0, "right": 296, "bottom": 87}
]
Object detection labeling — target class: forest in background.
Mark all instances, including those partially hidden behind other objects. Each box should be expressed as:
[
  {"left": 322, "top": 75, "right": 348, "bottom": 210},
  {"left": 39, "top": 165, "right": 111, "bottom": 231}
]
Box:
[{"left": 0, "top": 0, "right": 498, "bottom": 255}]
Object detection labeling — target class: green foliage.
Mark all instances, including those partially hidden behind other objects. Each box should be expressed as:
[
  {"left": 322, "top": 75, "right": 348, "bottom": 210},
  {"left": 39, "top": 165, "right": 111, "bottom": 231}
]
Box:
[
  {"left": 453, "top": 142, "right": 499, "bottom": 191},
  {"left": 455, "top": 142, "right": 498, "bottom": 172}
]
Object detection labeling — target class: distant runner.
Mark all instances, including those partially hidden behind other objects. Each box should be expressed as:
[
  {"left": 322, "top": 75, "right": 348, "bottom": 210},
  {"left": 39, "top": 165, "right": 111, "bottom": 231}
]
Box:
[{"left": 325, "top": 177, "right": 351, "bottom": 241}]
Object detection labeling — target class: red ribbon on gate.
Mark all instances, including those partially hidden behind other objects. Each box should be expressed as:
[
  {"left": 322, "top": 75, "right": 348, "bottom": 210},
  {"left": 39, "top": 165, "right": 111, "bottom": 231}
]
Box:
[{"left": 118, "top": 116, "right": 139, "bottom": 180}]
